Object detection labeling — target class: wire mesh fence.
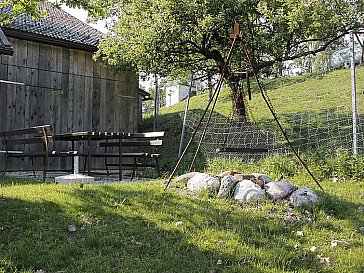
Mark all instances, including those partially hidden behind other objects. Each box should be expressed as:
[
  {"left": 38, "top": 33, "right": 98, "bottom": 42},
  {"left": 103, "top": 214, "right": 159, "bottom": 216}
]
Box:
[{"left": 185, "top": 67, "right": 364, "bottom": 161}]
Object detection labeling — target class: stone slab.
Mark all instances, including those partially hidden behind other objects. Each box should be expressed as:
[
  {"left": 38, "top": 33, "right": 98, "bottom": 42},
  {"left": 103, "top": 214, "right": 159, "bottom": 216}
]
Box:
[{"left": 55, "top": 174, "right": 95, "bottom": 184}]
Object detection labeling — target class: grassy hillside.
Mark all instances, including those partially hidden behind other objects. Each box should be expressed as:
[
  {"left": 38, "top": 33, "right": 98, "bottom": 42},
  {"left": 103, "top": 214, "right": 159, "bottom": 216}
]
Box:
[
  {"left": 151, "top": 67, "right": 364, "bottom": 123},
  {"left": 143, "top": 67, "right": 364, "bottom": 175}
]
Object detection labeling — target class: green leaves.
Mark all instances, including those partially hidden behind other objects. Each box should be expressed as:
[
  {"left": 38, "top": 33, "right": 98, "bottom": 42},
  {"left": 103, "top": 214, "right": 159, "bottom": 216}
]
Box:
[
  {"left": 3, "top": 0, "right": 363, "bottom": 79},
  {"left": 0, "top": 0, "right": 47, "bottom": 25},
  {"left": 93, "top": 0, "right": 364, "bottom": 78}
]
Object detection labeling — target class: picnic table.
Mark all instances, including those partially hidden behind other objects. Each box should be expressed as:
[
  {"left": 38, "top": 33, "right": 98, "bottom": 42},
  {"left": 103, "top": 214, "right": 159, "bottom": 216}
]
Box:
[{"left": 54, "top": 131, "right": 164, "bottom": 180}]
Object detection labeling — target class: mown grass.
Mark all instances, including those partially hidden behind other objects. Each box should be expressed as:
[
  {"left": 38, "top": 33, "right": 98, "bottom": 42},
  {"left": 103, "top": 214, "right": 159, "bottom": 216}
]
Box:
[
  {"left": 2, "top": 68, "right": 364, "bottom": 272},
  {"left": 1, "top": 173, "right": 364, "bottom": 273}
]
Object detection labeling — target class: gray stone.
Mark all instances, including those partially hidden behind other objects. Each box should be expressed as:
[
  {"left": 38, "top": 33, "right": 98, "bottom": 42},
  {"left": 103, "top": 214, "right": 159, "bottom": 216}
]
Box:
[
  {"left": 265, "top": 181, "right": 295, "bottom": 200},
  {"left": 68, "top": 224, "right": 76, "bottom": 232},
  {"left": 252, "top": 173, "right": 272, "bottom": 183},
  {"left": 289, "top": 188, "right": 319, "bottom": 207},
  {"left": 185, "top": 173, "right": 220, "bottom": 193},
  {"left": 217, "top": 175, "right": 237, "bottom": 197},
  {"left": 233, "top": 180, "right": 266, "bottom": 202}
]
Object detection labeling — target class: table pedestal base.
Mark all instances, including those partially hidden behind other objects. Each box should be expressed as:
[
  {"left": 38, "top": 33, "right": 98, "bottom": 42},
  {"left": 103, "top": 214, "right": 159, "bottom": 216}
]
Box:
[{"left": 55, "top": 174, "right": 94, "bottom": 184}]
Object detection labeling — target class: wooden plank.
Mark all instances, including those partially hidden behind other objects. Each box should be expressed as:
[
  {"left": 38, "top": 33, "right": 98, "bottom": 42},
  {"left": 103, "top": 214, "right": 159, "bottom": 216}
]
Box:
[
  {"left": 24, "top": 41, "right": 33, "bottom": 128},
  {"left": 6, "top": 39, "right": 17, "bottom": 130},
  {"left": 50, "top": 47, "right": 62, "bottom": 131},
  {"left": 131, "top": 72, "right": 139, "bottom": 132},
  {"left": 118, "top": 71, "right": 127, "bottom": 131},
  {"left": 25, "top": 40, "right": 38, "bottom": 144},
  {"left": 60, "top": 47, "right": 70, "bottom": 134},
  {"left": 49, "top": 46, "right": 63, "bottom": 170},
  {"left": 0, "top": 50, "right": 9, "bottom": 132},
  {"left": 67, "top": 49, "right": 76, "bottom": 133},
  {"left": 58, "top": 47, "right": 71, "bottom": 168},
  {"left": 5, "top": 39, "right": 18, "bottom": 167},
  {"left": 15, "top": 39, "right": 27, "bottom": 129},
  {"left": 75, "top": 50, "right": 86, "bottom": 132},
  {"left": 26, "top": 41, "right": 39, "bottom": 69},
  {"left": 92, "top": 60, "right": 101, "bottom": 131},
  {"left": 100, "top": 139, "right": 163, "bottom": 147},
  {"left": 114, "top": 73, "right": 123, "bottom": 132},
  {"left": 1, "top": 53, "right": 9, "bottom": 65},
  {"left": 84, "top": 52, "right": 93, "bottom": 131},
  {"left": 105, "top": 70, "right": 115, "bottom": 132},
  {"left": 99, "top": 63, "right": 107, "bottom": 132},
  {"left": 125, "top": 71, "right": 133, "bottom": 131},
  {"left": 38, "top": 44, "right": 52, "bottom": 125},
  {"left": 27, "top": 41, "right": 39, "bottom": 127}
]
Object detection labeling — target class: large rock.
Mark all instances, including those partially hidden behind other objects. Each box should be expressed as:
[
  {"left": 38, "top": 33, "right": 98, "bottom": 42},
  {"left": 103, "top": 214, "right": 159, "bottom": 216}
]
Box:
[
  {"left": 176, "top": 172, "right": 220, "bottom": 193},
  {"left": 265, "top": 181, "right": 295, "bottom": 200},
  {"left": 233, "top": 180, "right": 266, "bottom": 202},
  {"left": 230, "top": 173, "right": 253, "bottom": 181},
  {"left": 289, "top": 188, "right": 319, "bottom": 207},
  {"left": 217, "top": 175, "right": 237, "bottom": 197},
  {"left": 252, "top": 173, "right": 272, "bottom": 183},
  {"left": 217, "top": 170, "right": 241, "bottom": 178}
]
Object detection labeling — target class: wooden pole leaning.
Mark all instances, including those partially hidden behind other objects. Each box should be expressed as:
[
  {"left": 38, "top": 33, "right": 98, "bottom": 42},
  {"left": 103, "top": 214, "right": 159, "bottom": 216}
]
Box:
[{"left": 164, "top": 23, "right": 242, "bottom": 190}]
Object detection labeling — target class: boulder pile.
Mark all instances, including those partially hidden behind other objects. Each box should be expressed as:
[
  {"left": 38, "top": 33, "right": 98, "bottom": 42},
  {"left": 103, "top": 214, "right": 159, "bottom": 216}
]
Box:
[{"left": 175, "top": 171, "right": 320, "bottom": 207}]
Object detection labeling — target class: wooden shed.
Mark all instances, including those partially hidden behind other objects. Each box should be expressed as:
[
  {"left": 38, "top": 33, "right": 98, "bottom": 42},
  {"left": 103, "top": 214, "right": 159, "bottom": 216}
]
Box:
[{"left": 0, "top": 3, "right": 142, "bottom": 171}]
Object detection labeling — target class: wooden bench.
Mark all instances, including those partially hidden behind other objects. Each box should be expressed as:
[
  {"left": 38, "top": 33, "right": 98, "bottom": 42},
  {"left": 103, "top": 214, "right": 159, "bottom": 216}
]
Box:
[
  {"left": 92, "top": 131, "right": 165, "bottom": 179},
  {"left": 0, "top": 125, "right": 78, "bottom": 181}
]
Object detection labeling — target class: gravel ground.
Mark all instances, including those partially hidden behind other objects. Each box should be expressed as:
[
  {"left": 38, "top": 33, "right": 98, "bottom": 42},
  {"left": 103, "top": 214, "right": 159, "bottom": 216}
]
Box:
[{"left": 3, "top": 170, "right": 152, "bottom": 184}]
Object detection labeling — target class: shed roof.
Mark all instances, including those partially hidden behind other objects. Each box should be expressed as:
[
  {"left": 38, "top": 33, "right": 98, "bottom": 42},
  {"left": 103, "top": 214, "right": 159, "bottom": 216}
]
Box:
[
  {"left": 1, "top": 2, "right": 103, "bottom": 52},
  {"left": 0, "top": 27, "right": 13, "bottom": 55}
]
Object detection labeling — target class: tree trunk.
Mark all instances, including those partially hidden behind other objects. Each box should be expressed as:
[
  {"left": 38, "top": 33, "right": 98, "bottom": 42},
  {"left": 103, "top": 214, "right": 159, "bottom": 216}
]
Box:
[
  {"left": 227, "top": 76, "right": 246, "bottom": 119},
  {"left": 207, "top": 72, "right": 213, "bottom": 100}
]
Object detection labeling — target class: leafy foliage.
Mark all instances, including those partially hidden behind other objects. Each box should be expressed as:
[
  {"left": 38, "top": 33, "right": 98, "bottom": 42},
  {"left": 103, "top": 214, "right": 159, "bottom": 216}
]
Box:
[
  {"left": 0, "top": 0, "right": 47, "bottom": 24},
  {"left": 2, "top": 0, "right": 363, "bottom": 78},
  {"left": 92, "top": 0, "right": 364, "bottom": 78}
]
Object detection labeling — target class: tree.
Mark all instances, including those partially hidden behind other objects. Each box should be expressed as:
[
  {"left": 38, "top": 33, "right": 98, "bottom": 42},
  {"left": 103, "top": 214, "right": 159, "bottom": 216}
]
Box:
[
  {"left": 92, "top": 0, "right": 363, "bottom": 118},
  {"left": 3, "top": 0, "right": 363, "bottom": 117},
  {"left": 0, "top": 0, "right": 96, "bottom": 23}
]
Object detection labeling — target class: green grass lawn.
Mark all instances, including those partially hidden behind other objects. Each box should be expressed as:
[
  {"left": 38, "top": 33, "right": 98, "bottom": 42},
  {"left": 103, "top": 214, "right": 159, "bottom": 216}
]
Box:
[
  {"left": 1, "top": 175, "right": 364, "bottom": 273},
  {"left": 2, "top": 68, "right": 364, "bottom": 273}
]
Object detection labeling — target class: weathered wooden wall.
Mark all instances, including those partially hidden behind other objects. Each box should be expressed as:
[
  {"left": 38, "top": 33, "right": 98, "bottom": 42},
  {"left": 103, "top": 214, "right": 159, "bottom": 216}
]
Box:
[{"left": 0, "top": 38, "right": 139, "bottom": 171}]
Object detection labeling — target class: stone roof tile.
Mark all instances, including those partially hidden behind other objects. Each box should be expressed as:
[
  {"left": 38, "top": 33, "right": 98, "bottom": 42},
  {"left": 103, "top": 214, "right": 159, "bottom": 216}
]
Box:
[{"left": 3, "top": 2, "right": 102, "bottom": 48}]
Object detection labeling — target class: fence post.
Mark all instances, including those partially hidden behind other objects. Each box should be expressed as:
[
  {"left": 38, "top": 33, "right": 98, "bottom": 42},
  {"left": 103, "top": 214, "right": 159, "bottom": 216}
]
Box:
[
  {"left": 153, "top": 74, "right": 159, "bottom": 131},
  {"left": 178, "top": 74, "right": 194, "bottom": 157},
  {"left": 350, "top": 31, "right": 358, "bottom": 157}
]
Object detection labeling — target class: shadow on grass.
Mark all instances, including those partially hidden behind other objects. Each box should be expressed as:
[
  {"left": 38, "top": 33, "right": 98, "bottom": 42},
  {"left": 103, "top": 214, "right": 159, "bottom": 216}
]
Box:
[
  {"left": 2, "top": 179, "right": 363, "bottom": 272},
  {"left": 64, "top": 184, "right": 334, "bottom": 273},
  {"left": 317, "top": 190, "right": 364, "bottom": 223},
  {"left": 0, "top": 197, "right": 79, "bottom": 272},
  {"left": 142, "top": 109, "right": 209, "bottom": 175},
  {"left": 0, "top": 187, "right": 265, "bottom": 273}
]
